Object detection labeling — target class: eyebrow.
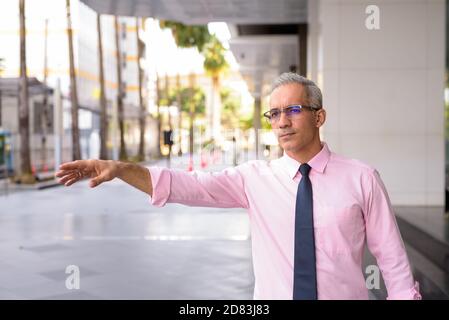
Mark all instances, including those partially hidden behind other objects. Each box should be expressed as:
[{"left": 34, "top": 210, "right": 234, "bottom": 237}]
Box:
[{"left": 269, "top": 104, "right": 302, "bottom": 110}]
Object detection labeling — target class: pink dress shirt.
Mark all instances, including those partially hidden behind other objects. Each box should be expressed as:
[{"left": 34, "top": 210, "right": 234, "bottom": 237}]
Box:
[{"left": 148, "top": 142, "right": 421, "bottom": 300}]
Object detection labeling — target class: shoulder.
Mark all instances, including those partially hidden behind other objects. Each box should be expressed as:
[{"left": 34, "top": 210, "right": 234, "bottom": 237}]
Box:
[
  {"left": 327, "top": 152, "right": 385, "bottom": 189},
  {"left": 234, "top": 159, "right": 280, "bottom": 176},
  {"left": 328, "top": 152, "right": 387, "bottom": 200},
  {"left": 329, "top": 152, "right": 377, "bottom": 176},
  {"left": 235, "top": 159, "right": 269, "bottom": 171}
]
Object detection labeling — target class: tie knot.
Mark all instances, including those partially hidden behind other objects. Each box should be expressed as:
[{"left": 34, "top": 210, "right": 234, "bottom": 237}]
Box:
[{"left": 299, "top": 163, "right": 311, "bottom": 176}]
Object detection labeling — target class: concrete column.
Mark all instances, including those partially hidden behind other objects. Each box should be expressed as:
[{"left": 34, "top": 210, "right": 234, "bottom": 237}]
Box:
[{"left": 308, "top": 0, "right": 445, "bottom": 206}]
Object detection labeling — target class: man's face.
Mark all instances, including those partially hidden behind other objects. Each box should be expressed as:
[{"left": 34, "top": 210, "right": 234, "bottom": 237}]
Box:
[{"left": 269, "top": 83, "right": 324, "bottom": 153}]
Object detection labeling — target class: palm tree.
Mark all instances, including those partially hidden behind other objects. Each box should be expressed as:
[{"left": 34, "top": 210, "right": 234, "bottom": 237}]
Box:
[
  {"left": 155, "top": 74, "right": 162, "bottom": 157},
  {"left": 254, "top": 97, "right": 262, "bottom": 159},
  {"left": 114, "top": 16, "right": 127, "bottom": 161},
  {"left": 0, "top": 57, "right": 4, "bottom": 127},
  {"left": 18, "top": 0, "right": 32, "bottom": 179},
  {"left": 203, "top": 35, "right": 229, "bottom": 143},
  {"left": 66, "top": 0, "right": 81, "bottom": 160},
  {"left": 220, "top": 88, "right": 240, "bottom": 129},
  {"left": 97, "top": 13, "right": 108, "bottom": 160},
  {"left": 174, "top": 86, "right": 206, "bottom": 116},
  {"left": 176, "top": 73, "right": 182, "bottom": 156},
  {"left": 164, "top": 73, "right": 172, "bottom": 160},
  {"left": 188, "top": 73, "right": 196, "bottom": 169},
  {"left": 40, "top": 19, "right": 49, "bottom": 171},
  {"left": 159, "top": 21, "right": 211, "bottom": 160},
  {"left": 135, "top": 17, "right": 146, "bottom": 162},
  {"left": 159, "top": 21, "right": 210, "bottom": 52},
  {"left": 162, "top": 79, "right": 207, "bottom": 169}
]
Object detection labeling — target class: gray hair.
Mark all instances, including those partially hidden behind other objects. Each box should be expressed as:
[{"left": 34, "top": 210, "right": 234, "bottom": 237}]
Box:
[{"left": 271, "top": 72, "right": 323, "bottom": 110}]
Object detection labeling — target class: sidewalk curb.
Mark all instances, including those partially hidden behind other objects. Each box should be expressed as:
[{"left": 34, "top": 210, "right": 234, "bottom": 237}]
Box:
[
  {"left": 36, "top": 181, "right": 63, "bottom": 190},
  {"left": 1, "top": 179, "right": 63, "bottom": 192}
]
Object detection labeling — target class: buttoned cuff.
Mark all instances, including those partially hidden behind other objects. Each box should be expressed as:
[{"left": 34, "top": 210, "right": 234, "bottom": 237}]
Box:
[
  {"left": 148, "top": 167, "right": 171, "bottom": 207},
  {"left": 387, "top": 281, "right": 422, "bottom": 300}
]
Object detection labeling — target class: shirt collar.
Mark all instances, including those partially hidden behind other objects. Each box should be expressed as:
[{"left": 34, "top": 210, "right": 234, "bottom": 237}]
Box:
[{"left": 280, "top": 142, "right": 331, "bottom": 179}]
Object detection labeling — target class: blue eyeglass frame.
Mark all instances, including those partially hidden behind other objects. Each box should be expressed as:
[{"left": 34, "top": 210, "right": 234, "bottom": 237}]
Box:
[{"left": 263, "top": 105, "right": 315, "bottom": 122}]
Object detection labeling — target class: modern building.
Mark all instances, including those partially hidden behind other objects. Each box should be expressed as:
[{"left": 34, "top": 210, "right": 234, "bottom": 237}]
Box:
[{"left": 0, "top": 0, "right": 158, "bottom": 173}]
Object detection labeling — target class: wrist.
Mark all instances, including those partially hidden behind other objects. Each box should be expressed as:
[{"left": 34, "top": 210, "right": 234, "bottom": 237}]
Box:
[{"left": 113, "top": 160, "right": 125, "bottom": 179}]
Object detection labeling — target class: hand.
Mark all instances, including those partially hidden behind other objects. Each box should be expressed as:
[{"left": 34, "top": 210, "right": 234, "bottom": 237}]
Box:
[{"left": 55, "top": 159, "right": 118, "bottom": 188}]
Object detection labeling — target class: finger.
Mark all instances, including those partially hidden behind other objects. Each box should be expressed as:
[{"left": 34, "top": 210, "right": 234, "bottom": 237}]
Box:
[
  {"left": 89, "top": 173, "right": 107, "bottom": 188},
  {"left": 55, "top": 169, "right": 77, "bottom": 178},
  {"left": 56, "top": 168, "right": 93, "bottom": 180},
  {"left": 59, "top": 173, "right": 78, "bottom": 184},
  {"left": 64, "top": 176, "right": 81, "bottom": 186},
  {"left": 59, "top": 160, "right": 87, "bottom": 171},
  {"left": 57, "top": 169, "right": 82, "bottom": 180},
  {"left": 61, "top": 169, "right": 86, "bottom": 184},
  {"left": 60, "top": 174, "right": 79, "bottom": 183}
]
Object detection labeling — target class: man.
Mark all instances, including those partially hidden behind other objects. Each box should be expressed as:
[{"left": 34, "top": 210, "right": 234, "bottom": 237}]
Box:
[{"left": 56, "top": 72, "right": 421, "bottom": 300}]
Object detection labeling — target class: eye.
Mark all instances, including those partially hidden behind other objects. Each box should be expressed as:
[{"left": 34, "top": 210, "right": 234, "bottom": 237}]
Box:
[
  {"left": 270, "top": 110, "right": 280, "bottom": 118},
  {"left": 287, "top": 106, "right": 301, "bottom": 114}
]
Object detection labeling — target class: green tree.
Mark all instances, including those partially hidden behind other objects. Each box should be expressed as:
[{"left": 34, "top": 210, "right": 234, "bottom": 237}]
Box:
[
  {"left": 164, "top": 86, "right": 206, "bottom": 115},
  {"left": 446, "top": 100, "right": 449, "bottom": 140},
  {"left": 114, "top": 16, "right": 127, "bottom": 161},
  {"left": 18, "top": 0, "right": 33, "bottom": 182},
  {"left": 159, "top": 21, "right": 211, "bottom": 157},
  {"left": 239, "top": 114, "right": 271, "bottom": 131},
  {"left": 203, "top": 35, "right": 228, "bottom": 76},
  {"left": 136, "top": 18, "right": 146, "bottom": 162},
  {"left": 203, "top": 35, "right": 229, "bottom": 142},
  {"left": 446, "top": 71, "right": 449, "bottom": 140},
  {"left": 0, "top": 57, "right": 4, "bottom": 127},
  {"left": 220, "top": 87, "right": 240, "bottom": 129},
  {"left": 97, "top": 13, "right": 108, "bottom": 160},
  {"left": 66, "top": 0, "right": 81, "bottom": 161},
  {"left": 159, "top": 21, "right": 211, "bottom": 52}
]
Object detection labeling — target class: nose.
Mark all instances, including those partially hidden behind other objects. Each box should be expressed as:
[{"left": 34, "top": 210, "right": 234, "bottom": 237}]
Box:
[{"left": 277, "top": 111, "right": 291, "bottom": 129}]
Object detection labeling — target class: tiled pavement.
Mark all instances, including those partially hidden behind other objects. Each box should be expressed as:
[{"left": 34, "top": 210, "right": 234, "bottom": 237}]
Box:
[{"left": 0, "top": 159, "right": 254, "bottom": 300}]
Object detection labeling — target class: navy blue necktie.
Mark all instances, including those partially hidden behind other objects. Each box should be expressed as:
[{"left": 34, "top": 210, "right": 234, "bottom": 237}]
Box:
[{"left": 293, "top": 163, "right": 318, "bottom": 300}]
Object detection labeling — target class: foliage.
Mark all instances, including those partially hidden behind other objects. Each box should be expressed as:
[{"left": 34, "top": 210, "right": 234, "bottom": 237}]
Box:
[
  {"left": 0, "top": 58, "right": 4, "bottom": 76},
  {"left": 203, "top": 35, "right": 228, "bottom": 79},
  {"left": 159, "top": 20, "right": 211, "bottom": 52},
  {"left": 159, "top": 86, "right": 206, "bottom": 116},
  {"left": 444, "top": 101, "right": 449, "bottom": 140},
  {"left": 220, "top": 87, "right": 240, "bottom": 128},
  {"left": 239, "top": 113, "right": 271, "bottom": 131}
]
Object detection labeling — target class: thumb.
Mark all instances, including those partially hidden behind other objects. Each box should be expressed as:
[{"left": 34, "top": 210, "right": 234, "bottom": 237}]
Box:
[{"left": 89, "top": 173, "right": 107, "bottom": 188}]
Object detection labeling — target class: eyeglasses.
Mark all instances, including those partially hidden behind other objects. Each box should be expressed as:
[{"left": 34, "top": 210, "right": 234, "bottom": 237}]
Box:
[{"left": 263, "top": 105, "right": 316, "bottom": 123}]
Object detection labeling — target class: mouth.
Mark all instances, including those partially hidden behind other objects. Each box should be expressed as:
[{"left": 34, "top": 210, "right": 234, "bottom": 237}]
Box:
[{"left": 279, "top": 132, "right": 295, "bottom": 139}]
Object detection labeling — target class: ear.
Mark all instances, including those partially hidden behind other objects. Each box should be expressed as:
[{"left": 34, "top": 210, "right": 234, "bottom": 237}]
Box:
[{"left": 315, "top": 108, "right": 326, "bottom": 128}]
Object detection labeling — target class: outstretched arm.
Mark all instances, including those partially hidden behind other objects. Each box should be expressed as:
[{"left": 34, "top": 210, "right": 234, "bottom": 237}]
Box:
[
  {"left": 56, "top": 160, "right": 249, "bottom": 209},
  {"left": 55, "top": 160, "right": 153, "bottom": 196}
]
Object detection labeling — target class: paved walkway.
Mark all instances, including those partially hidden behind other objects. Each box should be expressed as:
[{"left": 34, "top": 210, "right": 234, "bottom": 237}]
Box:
[{"left": 0, "top": 157, "right": 254, "bottom": 299}]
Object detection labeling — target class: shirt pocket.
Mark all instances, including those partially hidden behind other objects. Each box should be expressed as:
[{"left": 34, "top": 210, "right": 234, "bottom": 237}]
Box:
[{"left": 313, "top": 203, "right": 363, "bottom": 255}]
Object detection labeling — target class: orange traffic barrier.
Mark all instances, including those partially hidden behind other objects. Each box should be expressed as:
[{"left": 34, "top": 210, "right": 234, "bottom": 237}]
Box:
[
  {"left": 200, "top": 152, "right": 208, "bottom": 169},
  {"left": 187, "top": 156, "right": 194, "bottom": 172}
]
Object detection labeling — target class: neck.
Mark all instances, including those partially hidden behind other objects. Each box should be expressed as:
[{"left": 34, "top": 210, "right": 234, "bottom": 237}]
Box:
[{"left": 285, "top": 139, "right": 323, "bottom": 164}]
